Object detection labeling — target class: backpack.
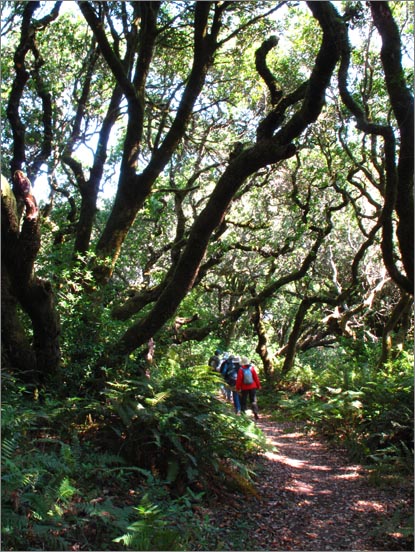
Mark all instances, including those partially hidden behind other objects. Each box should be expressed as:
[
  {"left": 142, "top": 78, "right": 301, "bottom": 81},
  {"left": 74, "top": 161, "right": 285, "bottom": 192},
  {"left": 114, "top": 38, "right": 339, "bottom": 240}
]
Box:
[
  {"left": 209, "top": 355, "right": 220, "bottom": 371},
  {"left": 242, "top": 365, "right": 254, "bottom": 385},
  {"left": 220, "top": 358, "right": 233, "bottom": 377},
  {"left": 225, "top": 362, "right": 239, "bottom": 386}
]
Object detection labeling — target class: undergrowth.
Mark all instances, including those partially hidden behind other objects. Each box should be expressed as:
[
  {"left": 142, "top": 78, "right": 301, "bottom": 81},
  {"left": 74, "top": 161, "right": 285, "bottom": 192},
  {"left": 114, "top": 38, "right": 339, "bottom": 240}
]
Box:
[
  {"left": 3, "top": 343, "right": 412, "bottom": 550},
  {"left": 1, "top": 357, "right": 266, "bottom": 551},
  {"left": 273, "top": 350, "right": 413, "bottom": 468}
]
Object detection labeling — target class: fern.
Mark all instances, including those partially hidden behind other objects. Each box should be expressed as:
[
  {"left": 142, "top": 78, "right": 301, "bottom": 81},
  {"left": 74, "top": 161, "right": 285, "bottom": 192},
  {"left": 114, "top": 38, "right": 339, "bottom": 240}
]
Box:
[
  {"left": 2, "top": 359, "right": 270, "bottom": 551},
  {"left": 1, "top": 437, "right": 18, "bottom": 461},
  {"left": 113, "top": 495, "right": 183, "bottom": 551}
]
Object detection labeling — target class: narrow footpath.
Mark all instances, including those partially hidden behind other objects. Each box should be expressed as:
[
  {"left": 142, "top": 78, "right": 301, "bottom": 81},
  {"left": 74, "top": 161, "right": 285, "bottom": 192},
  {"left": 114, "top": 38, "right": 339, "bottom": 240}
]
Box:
[{"left": 204, "top": 416, "right": 413, "bottom": 551}]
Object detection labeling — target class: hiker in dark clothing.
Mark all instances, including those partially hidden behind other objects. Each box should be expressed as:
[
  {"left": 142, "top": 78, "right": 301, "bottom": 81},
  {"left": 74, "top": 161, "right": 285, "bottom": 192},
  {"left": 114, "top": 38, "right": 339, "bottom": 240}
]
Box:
[
  {"left": 236, "top": 356, "right": 261, "bottom": 420},
  {"left": 224, "top": 356, "right": 242, "bottom": 414},
  {"left": 220, "top": 354, "right": 233, "bottom": 401},
  {"left": 208, "top": 349, "right": 222, "bottom": 372}
]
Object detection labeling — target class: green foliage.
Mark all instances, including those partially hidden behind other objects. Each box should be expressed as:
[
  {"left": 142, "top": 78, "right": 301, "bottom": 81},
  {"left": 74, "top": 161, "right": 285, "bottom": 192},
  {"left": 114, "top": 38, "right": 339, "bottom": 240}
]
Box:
[
  {"left": 2, "top": 2, "right": 414, "bottom": 549},
  {"left": 2, "top": 357, "right": 266, "bottom": 550},
  {"left": 1, "top": 390, "right": 132, "bottom": 550},
  {"left": 102, "top": 358, "right": 267, "bottom": 489},
  {"left": 113, "top": 491, "right": 195, "bottom": 551},
  {"left": 276, "top": 348, "right": 414, "bottom": 469}
]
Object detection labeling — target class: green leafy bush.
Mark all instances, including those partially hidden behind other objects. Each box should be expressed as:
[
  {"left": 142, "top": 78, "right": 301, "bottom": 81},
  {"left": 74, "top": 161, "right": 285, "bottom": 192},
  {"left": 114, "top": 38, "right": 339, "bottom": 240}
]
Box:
[
  {"left": 276, "top": 350, "right": 414, "bottom": 468},
  {"left": 113, "top": 488, "right": 205, "bottom": 551},
  {"left": 101, "top": 360, "right": 267, "bottom": 492},
  {"left": 1, "top": 393, "right": 210, "bottom": 551},
  {"left": 2, "top": 354, "right": 267, "bottom": 550}
]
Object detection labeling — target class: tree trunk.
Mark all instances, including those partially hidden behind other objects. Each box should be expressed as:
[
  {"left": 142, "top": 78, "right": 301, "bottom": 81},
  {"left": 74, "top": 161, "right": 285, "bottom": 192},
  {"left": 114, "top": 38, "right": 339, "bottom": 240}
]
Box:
[
  {"left": 97, "top": 1, "right": 346, "bottom": 364},
  {"left": 82, "top": 2, "right": 218, "bottom": 283},
  {"left": 370, "top": 2, "right": 414, "bottom": 291},
  {"left": 252, "top": 303, "right": 274, "bottom": 380},
  {"left": 281, "top": 299, "right": 313, "bottom": 378},
  {"left": 1, "top": 267, "right": 37, "bottom": 381},
  {"left": 378, "top": 293, "right": 413, "bottom": 367},
  {"left": 1, "top": 175, "right": 61, "bottom": 386}
]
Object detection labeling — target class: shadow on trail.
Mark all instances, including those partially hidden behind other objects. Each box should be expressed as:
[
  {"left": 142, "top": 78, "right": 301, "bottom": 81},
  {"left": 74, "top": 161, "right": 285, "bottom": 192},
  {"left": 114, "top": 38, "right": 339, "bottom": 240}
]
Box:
[
  {"left": 203, "top": 414, "right": 413, "bottom": 551},
  {"left": 249, "top": 416, "right": 413, "bottom": 551}
]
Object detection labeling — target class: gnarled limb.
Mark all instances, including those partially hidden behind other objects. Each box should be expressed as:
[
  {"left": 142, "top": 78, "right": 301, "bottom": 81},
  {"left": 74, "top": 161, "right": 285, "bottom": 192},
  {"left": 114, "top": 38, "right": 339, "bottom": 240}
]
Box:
[
  {"left": 255, "top": 35, "right": 282, "bottom": 106},
  {"left": 100, "top": 1, "right": 347, "bottom": 362},
  {"left": 1, "top": 175, "right": 61, "bottom": 385},
  {"left": 7, "top": 1, "right": 61, "bottom": 179},
  {"left": 89, "top": 2, "right": 225, "bottom": 282},
  {"left": 336, "top": 1, "right": 413, "bottom": 293},
  {"left": 370, "top": 1, "right": 414, "bottom": 292},
  {"left": 6, "top": 1, "right": 40, "bottom": 174}
]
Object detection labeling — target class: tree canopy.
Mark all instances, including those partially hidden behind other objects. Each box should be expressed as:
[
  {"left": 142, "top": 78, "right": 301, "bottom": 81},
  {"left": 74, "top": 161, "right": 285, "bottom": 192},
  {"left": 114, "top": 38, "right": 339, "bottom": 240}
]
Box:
[
  {"left": 2, "top": 0, "right": 413, "bottom": 387},
  {"left": 1, "top": 2, "right": 413, "bottom": 550}
]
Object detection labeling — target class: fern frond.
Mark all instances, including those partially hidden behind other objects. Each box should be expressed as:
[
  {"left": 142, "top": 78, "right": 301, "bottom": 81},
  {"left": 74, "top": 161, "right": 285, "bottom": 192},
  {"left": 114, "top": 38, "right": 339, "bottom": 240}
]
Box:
[
  {"left": 145, "top": 391, "right": 170, "bottom": 406},
  {"left": 1, "top": 437, "right": 18, "bottom": 460}
]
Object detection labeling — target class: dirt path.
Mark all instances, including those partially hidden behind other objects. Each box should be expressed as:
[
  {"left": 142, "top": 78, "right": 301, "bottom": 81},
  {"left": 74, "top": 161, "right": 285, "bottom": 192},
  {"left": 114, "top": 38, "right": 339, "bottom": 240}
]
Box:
[{"left": 204, "top": 416, "right": 413, "bottom": 551}]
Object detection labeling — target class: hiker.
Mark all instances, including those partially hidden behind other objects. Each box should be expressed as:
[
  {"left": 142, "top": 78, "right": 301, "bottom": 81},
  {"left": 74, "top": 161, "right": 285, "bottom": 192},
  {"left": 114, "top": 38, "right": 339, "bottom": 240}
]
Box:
[
  {"left": 224, "top": 355, "right": 242, "bottom": 414},
  {"left": 236, "top": 356, "right": 261, "bottom": 420},
  {"left": 208, "top": 349, "right": 222, "bottom": 372},
  {"left": 220, "top": 353, "right": 233, "bottom": 401}
]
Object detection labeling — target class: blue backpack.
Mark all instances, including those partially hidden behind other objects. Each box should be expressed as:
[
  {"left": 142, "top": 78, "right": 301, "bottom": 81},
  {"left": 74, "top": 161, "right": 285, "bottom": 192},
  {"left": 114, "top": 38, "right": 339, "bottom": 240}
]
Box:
[{"left": 242, "top": 365, "right": 254, "bottom": 385}]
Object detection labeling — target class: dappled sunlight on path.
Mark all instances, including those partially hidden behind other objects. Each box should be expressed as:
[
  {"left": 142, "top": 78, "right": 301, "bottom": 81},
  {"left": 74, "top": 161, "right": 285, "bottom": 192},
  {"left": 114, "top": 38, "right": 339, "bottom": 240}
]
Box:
[
  {"left": 203, "top": 415, "right": 413, "bottom": 551},
  {"left": 248, "top": 416, "right": 413, "bottom": 550}
]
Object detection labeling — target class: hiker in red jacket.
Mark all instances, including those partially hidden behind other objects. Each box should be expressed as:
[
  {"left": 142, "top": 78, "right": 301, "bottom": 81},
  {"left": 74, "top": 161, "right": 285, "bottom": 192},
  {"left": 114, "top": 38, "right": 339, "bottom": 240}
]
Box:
[{"left": 236, "top": 356, "right": 261, "bottom": 420}]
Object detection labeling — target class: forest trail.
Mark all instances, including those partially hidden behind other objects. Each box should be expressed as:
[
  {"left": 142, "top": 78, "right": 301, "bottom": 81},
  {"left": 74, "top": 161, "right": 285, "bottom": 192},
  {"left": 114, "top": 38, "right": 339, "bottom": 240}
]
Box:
[{"left": 204, "top": 416, "right": 413, "bottom": 551}]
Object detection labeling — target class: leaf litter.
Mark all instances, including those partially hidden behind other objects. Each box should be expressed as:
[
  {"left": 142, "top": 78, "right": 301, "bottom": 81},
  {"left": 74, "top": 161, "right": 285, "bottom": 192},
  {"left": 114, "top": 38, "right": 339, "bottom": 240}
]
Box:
[{"left": 201, "top": 416, "right": 413, "bottom": 551}]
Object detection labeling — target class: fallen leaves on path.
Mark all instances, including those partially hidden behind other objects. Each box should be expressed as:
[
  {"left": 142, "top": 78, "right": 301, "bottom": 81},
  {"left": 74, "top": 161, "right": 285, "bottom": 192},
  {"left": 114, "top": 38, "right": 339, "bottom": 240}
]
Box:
[{"left": 203, "top": 416, "right": 413, "bottom": 551}]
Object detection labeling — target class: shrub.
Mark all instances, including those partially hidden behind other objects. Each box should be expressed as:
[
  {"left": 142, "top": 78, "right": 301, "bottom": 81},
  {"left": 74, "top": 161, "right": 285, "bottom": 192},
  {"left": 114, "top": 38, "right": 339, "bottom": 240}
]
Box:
[
  {"left": 276, "top": 349, "right": 414, "bottom": 468},
  {"left": 101, "top": 363, "right": 267, "bottom": 493}
]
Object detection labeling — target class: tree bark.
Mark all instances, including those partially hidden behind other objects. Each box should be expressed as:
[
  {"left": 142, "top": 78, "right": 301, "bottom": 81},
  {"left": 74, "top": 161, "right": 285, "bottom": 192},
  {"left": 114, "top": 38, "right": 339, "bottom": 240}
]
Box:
[
  {"left": 252, "top": 303, "right": 274, "bottom": 380},
  {"left": 1, "top": 247, "right": 37, "bottom": 381},
  {"left": 1, "top": 176, "right": 61, "bottom": 386},
  {"left": 280, "top": 299, "right": 314, "bottom": 377},
  {"left": 378, "top": 293, "right": 413, "bottom": 367},
  {"left": 369, "top": 1, "right": 414, "bottom": 292}
]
